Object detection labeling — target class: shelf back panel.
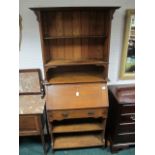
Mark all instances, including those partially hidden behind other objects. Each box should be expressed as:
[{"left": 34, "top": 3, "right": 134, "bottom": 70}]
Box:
[
  {"left": 42, "top": 11, "right": 106, "bottom": 37},
  {"left": 32, "top": 7, "right": 119, "bottom": 81},
  {"left": 41, "top": 10, "right": 109, "bottom": 63},
  {"left": 45, "top": 38, "right": 105, "bottom": 62}
]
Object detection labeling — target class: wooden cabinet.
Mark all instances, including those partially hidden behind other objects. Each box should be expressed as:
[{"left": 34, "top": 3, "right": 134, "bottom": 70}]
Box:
[
  {"left": 19, "top": 69, "right": 47, "bottom": 155},
  {"left": 106, "top": 85, "right": 135, "bottom": 153},
  {"left": 31, "top": 7, "right": 119, "bottom": 85},
  {"left": 19, "top": 115, "right": 40, "bottom": 135},
  {"left": 31, "top": 7, "right": 119, "bottom": 150},
  {"left": 46, "top": 83, "right": 108, "bottom": 149}
]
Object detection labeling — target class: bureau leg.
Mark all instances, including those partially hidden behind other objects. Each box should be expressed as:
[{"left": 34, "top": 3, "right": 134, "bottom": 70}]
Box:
[
  {"left": 46, "top": 115, "right": 50, "bottom": 137},
  {"left": 110, "top": 146, "right": 119, "bottom": 153},
  {"left": 105, "top": 139, "right": 110, "bottom": 148},
  {"left": 40, "top": 129, "right": 46, "bottom": 155},
  {"left": 44, "top": 105, "right": 50, "bottom": 137},
  {"left": 37, "top": 114, "right": 47, "bottom": 155},
  {"left": 101, "top": 119, "right": 107, "bottom": 147}
]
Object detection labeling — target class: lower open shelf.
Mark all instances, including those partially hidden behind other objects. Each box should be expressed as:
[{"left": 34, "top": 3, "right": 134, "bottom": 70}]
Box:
[
  {"left": 52, "top": 118, "right": 105, "bottom": 133},
  {"left": 53, "top": 122, "right": 103, "bottom": 133},
  {"left": 53, "top": 133, "right": 105, "bottom": 149},
  {"left": 46, "top": 63, "right": 107, "bottom": 84}
]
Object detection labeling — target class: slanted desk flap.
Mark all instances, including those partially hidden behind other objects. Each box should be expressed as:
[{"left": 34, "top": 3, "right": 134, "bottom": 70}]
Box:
[
  {"left": 46, "top": 83, "right": 109, "bottom": 110},
  {"left": 19, "top": 69, "right": 43, "bottom": 95}
]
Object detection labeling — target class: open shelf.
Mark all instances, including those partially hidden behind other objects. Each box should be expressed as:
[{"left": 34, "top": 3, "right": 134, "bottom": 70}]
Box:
[
  {"left": 53, "top": 133, "right": 105, "bottom": 149},
  {"left": 48, "top": 71, "right": 106, "bottom": 84},
  {"left": 52, "top": 118, "right": 104, "bottom": 133},
  {"left": 45, "top": 59, "right": 108, "bottom": 68},
  {"left": 46, "top": 64, "right": 106, "bottom": 84},
  {"left": 44, "top": 35, "right": 106, "bottom": 40},
  {"left": 35, "top": 8, "right": 113, "bottom": 85},
  {"left": 53, "top": 123, "right": 103, "bottom": 133}
]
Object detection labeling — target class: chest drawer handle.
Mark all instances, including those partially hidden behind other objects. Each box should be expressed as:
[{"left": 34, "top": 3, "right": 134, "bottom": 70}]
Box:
[
  {"left": 62, "top": 112, "right": 69, "bottom": 118},
  {"left": 130, "top": 115, "right": 135, "bottom": 121},
  {"left": 88, "top": 111, "right": 95, "bottom": 116}
]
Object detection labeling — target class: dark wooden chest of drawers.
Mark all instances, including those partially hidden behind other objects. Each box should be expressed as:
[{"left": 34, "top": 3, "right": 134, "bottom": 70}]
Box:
[{"left": 106, "top": 85, "right": 135, "bottom": 153}]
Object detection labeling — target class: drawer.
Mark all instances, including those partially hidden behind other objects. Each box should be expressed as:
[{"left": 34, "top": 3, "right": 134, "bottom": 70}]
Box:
[
  {"left": 46, "top": 83, "right": 108, "bottom": 110},
  {"left": 48, "top": 108, "right": 108, "bottom": 121},
  {"left": 117, "top": 123, "right": 135, "bottom": 133},
  {"left": 119, "top": 114, "right": 135, "bottom": 123},
  {"left": 121, "top": 104, "right": 135, "bottom": 114},
  {"left": 114, "top": 133, "right": 135, "bottom": 143},
  {"left": 19, "top": 115, "right": 40, "bottom": 135}
]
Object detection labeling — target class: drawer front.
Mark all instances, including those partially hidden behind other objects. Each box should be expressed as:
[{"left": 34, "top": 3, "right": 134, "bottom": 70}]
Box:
[
  {"left": 19, "top": 115, "right": 40, "bottom": 134},
  {"left": 48, "top": 108, "right": 108, "bottom": 121},
  {"left": 117, "top": 123, "right": 135, "bottom": 133},
  {"left": 121, "top": 104, "right": 135, "bottom": 114},
  {"left": 114, "top": 133, "right": 135, "bottom": 143},
  {"left": 120, "top": 114, "right": 135, "bottom": 124}
]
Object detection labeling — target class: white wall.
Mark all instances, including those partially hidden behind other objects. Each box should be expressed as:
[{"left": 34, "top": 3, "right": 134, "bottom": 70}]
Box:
[{"left": 19, "top": 0, "right": 135, "bottom": 85}]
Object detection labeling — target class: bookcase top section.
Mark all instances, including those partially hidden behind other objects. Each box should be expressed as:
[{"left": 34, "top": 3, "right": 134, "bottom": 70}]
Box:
[
  {"left": 30, "top": 6, "right": 119, "bottom": 84},
  {"left": 30, "top": 7, "right": 120, "bottom": 11}
]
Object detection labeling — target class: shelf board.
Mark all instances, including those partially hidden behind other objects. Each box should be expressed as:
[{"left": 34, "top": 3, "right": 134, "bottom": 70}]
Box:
[
  {"left": 52, "top": 122, "right": 103, "bottom": 133},
  {"left": 53, "top": 134, "right": 104, "bottom": 149},
  {"left": 44, "top": 35, "right": 106, "bottom": 40},
  {"left": 48, "top": 71, "right": 106, "bottom": 84},
  {"left": 45, "top": 59, "right": 108, "bottom": 68}
]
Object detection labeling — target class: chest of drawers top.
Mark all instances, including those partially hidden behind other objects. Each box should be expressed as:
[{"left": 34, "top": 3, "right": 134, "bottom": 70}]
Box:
[{"left": 109, "top": 84, "right": 135, "bottom": 104}]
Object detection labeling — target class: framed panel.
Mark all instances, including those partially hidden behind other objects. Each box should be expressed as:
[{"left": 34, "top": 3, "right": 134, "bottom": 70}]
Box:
[
  {"left": 19, "top": 14, "right": 22, "bottom": 51},
  {"left": 19, "top": 69, "right": 43, "bottom": 95},
  {"left": 120, "top": 10, "right": 135, "bottom": 79},
  {"left": 19, "top": 115, "right": 40, "bottom": 136}
]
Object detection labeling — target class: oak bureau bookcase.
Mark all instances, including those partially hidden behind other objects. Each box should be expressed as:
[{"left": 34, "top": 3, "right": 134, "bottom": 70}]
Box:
[{"left": 31, "top": 7, "right": 119, "bottom": 150}]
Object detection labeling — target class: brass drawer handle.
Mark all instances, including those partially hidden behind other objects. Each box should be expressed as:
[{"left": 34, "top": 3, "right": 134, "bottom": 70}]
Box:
[
  {"left": 62, "top": 112, "right": 69, "bottom": 118},
  {"left": 130, "top": 115, "right": 135, "bottom": 121},
  {"left": 102, "top": 86, "right": 106, "bottom": 90},
  {"left": 88, "top": 111, "right": 95, "bottom": 116}
]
